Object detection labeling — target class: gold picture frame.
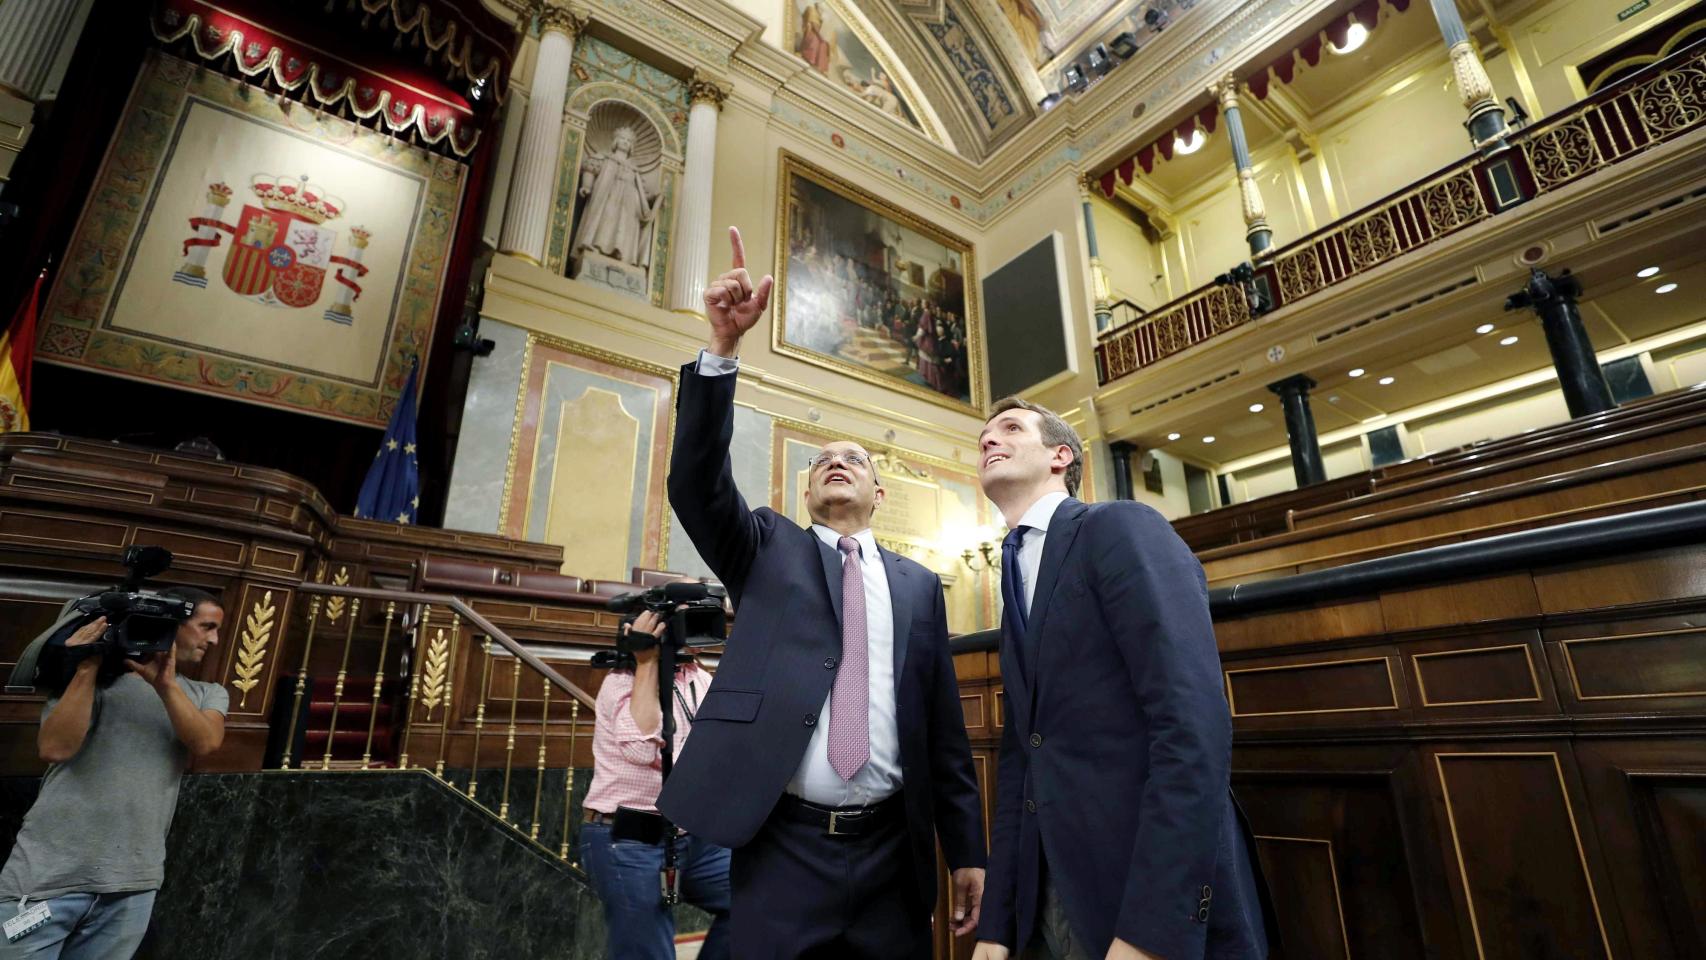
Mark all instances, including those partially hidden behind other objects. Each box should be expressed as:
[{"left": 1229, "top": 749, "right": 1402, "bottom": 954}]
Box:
[{"left": 772, "top": 150, "right": 985, "bottom": 416}]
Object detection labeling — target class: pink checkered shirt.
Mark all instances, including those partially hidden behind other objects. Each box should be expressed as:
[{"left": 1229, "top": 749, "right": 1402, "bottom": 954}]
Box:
[{"left": 583, "top": 662, "right": 713, "bottom": 815}]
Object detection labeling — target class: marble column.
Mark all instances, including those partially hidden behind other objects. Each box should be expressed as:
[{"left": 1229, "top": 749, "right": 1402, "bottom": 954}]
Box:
[
  {"left": 1109, "top": 440, "right": 1137, "bottom": 500},
  {"left": 1269, "top": 374, "right": 1327, "bottom": 487},
  {"left": 497, "top": 4, "right": 582, "bottom": 267},
  {"left": 0, "top": 0, "right": 86, "bottom": 191},
  {"left": 1427, "top": 0, "right": 1509, "bottom": 151},
  {"left": 1210, "top": 75, "right": 1272, "bottom": 259},
  {"left": 1506, "top": 268, "right": 1615, "bottom": 418},
  {"left": 1077, "top": 176, "right": 1114, "bottom": 332},
  {"left": 669, "top": 74, "right": 729, "bottom": 314}
]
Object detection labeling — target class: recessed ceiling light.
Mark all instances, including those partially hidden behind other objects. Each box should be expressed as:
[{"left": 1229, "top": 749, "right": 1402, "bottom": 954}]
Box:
[
  {"left": 1476, "top": 323, "right": 1495, "bottom": 334},
  {"left": 1348, "top": 368, "right": 1365, "bottom": 378},
  {"left": 1166, "top": 432, "right": 1180, "bottom": 441},
  {"left": 1378, "top": 376, "right": 1395, "bottom": 385},
  {"left": 1327, "top": 395, "right": 1340, "bottom": 403},
  {"left": 1329, "top": 22, "right": 1369, "bottom": 55},
  {"left": 1656, "top": 282, "right": 1678, "bottom": 294},
  {"left": 1202, "top": 435, "right": 1216, "bottom": 444},
  {"left": 1500, "top": 335, "right": 1519, "bottom": 346},
  {"left": 1637, "top": 266, "right": 1660, "bottom": 278},
  {"left": 1249, "top": 403, "right": 1264, "bottom": 413}
]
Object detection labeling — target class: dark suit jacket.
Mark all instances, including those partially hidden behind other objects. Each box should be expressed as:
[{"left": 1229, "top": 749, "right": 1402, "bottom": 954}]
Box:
[
  {"left": 977, "top": 497, "right": 1272, "bottom": 960},
  {"left": 657, "top": 362, "right": 986, "bottom": 911}
]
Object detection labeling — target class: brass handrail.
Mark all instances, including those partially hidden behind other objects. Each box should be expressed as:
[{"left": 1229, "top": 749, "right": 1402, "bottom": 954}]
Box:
[{"left": 278, "top": 582, "right": 597, "bottom": 868}]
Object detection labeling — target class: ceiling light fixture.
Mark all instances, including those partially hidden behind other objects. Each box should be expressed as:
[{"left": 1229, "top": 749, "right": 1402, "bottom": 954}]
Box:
[
  {"left": 1173, "top": 128, "right": 1205, "bottom": 155},
  {"left": 1249, "top": 403, "right": 1264, "bottom": 413},
  {"left": 1330, "top": 22, "right": 1370, "bottom": 55},
  {"left": 1348, "top": 367, "right": 1365, "bottom": 378},
  {"left": 1656, "top": 282, "right": 1679, "bottom": 294},
  {"left": 1378, "top": 376, "right": 1395, "bottom": 385},
  {"left": 1500, "top": 335, "right": 1519, "bottom": 345},
  {"left": 1166, "top": 432, "right": 1180, "bottom": 441},
  {"left": 1202, "top": 435, "right": 1216, "bottom": 444},
  {"left": 1476, "top": 323, "right": 1495, "bottom": 334},
  {"left": 1637, "top": 266, "right": 1660, "bottom": 278}
]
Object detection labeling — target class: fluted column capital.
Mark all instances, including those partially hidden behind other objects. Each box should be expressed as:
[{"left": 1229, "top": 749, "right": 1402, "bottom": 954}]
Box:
[
  {"left": 1208, "top": 72, "right": 1239, "bottom": 111},
  {"left": 536, "top": 2, "right": 585, "bottom": 38},
  {"left": 687, "top": 72, "right": 731, "bottom": 109}
]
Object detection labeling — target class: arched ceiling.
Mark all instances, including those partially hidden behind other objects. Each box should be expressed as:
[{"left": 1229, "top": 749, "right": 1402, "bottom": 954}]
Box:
[{"left": 788, "top": 0, "right": 1195, "bottom": 159}]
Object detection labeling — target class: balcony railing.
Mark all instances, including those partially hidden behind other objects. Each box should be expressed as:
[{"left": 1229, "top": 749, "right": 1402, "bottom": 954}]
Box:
[{"left": 1094, "top": 38, "right": 1706, "bottom": 386}]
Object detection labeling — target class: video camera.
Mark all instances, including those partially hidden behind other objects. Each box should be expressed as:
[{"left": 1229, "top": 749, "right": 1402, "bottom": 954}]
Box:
[
  {"left": 591, "top": 581, "right": 727, "bottom": 669},
  {"left": 7, "top": 546, "right": 194, "bottom": 693}
]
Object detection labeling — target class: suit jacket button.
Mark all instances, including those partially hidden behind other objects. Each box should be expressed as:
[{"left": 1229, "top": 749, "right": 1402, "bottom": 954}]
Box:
[
  {"left": 804, "top": 714, "right": 817, "bottom": 727},
  {"left": 1197, "top": 906, "right": 1210, "bottom": 923},
  {"left": 1024, "top": 800, "right": 1036, "bottom": 813},
  {"left": 823, "top": 657, "right": 837, "bottom": 670},
  {"left": 1029, "top": 733, "right": 1043, "bottom": 748},
  {"left": 1202, "top": 884, "right": 1212, "bottom": 900}
]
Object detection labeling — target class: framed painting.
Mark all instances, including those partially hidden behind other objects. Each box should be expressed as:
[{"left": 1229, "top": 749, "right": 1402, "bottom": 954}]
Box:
[{"left": 772, "top": 151, "right": 984, "bottom": 415}]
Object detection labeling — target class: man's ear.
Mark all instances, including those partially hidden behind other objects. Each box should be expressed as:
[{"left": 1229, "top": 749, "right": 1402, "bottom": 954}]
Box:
[
  {"left": 872, "top": 485, "right": 886, "bottom": 511},
  {"left": 1051, "top": 445, "right": 1075, "bottom": 473}
]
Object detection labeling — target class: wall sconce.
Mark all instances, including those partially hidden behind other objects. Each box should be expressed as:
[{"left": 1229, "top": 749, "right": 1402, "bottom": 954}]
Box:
[{"left": 961, "top": 540, "right": 999, "bottom": 571}]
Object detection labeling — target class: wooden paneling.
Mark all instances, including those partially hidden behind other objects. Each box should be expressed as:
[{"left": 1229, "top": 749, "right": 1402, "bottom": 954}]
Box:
[
  {"left": 1225, "top": 654, "right": 1400, "bottom": 718},
  {"left": 1561, "top": 627, "right": 1706, "bottom": 702},
  {"left": 1408, "top": 634, "right": 1553, "bottom": 714},
  {"left": 1379, "top": 573, "right": 1541, "bottom": 632},
  {"left": 1253, "top": 837, "right": 1351, "bottom": 960},
  {"left": 1534, "top": 543, "right": 1706, "bottom": 612},
  {"left": 1430, "top": 750, "right": 1617, "bottom": 960},
  {"left": 1213, "top": 598, "right": 1384, "bottom": 654}
]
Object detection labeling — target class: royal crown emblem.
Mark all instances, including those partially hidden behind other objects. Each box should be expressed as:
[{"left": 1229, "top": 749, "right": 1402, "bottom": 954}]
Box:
[{"left": 172, "top": 173, "right": 371, "bottom": 323}]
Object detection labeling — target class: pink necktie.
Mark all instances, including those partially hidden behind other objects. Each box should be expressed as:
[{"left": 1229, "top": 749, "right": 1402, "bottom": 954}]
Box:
[{"left": 829, "top": 536, "right": 870, "bottom": 781}]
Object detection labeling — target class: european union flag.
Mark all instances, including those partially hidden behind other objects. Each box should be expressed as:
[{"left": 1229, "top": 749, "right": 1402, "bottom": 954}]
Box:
[{"left": 355, "top": 358, "right": 420, "bottom": 524}]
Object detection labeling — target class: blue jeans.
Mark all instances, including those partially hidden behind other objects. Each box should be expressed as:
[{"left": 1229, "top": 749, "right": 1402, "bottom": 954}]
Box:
[
  {"left": 579, "top": 821, "right": 731, "bottom": 960},
  {"left": 0, "top": 891, "right": 156, "bottom": 960}
]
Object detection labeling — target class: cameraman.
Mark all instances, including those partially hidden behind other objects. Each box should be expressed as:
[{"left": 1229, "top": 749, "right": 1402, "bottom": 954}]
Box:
[
  {"left": 578, "top": 609, "right": 729, "bottom": 960},
  {"left": 0, "top": 587, "right": 228, "bottom": 959}
]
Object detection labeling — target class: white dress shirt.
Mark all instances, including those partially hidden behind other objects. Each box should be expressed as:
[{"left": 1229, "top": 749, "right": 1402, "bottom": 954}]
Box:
[
  {"left": 695, "top": 351, "right": 902, "bottom": 807},
  {"left": 1010, "top": 490, "right": 1070, "bottom": 616}
]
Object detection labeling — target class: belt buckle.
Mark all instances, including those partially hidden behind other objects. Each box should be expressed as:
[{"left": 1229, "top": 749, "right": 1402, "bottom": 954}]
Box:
[{"left": 827, "top": 810, "right": 853, "bottom": 836}]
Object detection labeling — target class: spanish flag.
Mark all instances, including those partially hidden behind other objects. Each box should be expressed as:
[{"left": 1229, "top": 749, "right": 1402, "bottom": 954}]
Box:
[{"left": 0, "top": 268, "right": 42, "bottom": 433}]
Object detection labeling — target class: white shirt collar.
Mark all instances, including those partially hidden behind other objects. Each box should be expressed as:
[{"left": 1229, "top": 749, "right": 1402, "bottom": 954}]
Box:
[
  {"left": 811, "top": 524, "right": 879, "bottom": 560},
  {"left": 1013, "top": 490, "right": 1071, "bottom": 534}
]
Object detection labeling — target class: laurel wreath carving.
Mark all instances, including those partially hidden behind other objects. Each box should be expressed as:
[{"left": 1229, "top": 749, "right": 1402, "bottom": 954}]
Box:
[
  {"left": 324, "top": 567, "right": 351, "bottom": 623},
  {"left": 231, "top": 590, "right": 277, "bottom": 709},
  {"left": 418, "top": 628, "right": 450, "bottom": 719}
]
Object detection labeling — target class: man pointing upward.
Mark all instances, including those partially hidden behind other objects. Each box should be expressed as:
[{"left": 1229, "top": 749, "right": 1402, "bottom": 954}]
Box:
[{"left": 658, "top": 227, "right": 987, "bottom": 959}]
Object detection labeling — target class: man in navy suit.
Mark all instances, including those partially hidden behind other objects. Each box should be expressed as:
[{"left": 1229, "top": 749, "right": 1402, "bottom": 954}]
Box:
[
  {"left": 970, "top": 398, "right": 1272, "bottom": 960},
  {"left": 658, "top": 227, "right": 986, "bottom": 959}
]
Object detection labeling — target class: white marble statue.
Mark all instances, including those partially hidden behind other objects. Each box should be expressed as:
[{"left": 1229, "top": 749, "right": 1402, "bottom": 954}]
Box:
[{"left": 572, "top": 125, "right": 660, "bottom": 268}]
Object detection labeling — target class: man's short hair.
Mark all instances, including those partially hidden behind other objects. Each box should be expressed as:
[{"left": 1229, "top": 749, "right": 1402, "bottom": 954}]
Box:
[
  {"left": 161, "top": 586, "right": 223, "bottom": 612},
  {"left": 988, "top": 397, "right": 1083, "bottom": 498}
]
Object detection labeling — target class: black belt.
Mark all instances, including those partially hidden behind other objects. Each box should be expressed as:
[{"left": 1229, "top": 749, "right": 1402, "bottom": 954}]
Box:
[{"left": 774, "top": 793, "right": 903, "bottom": 838}]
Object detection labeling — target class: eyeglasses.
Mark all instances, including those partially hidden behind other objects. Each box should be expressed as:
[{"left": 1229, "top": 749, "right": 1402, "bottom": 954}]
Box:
[{"left": 808, "top": 452, "right": 870, "bottom": 471}]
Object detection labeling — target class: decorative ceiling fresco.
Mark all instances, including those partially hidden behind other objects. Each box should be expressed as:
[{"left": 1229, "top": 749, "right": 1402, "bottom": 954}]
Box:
[{"left": 786, "top": 0, "right": 927, "bottom": 130}]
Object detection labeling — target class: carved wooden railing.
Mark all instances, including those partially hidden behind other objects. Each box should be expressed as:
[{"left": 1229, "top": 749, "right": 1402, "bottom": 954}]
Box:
[{"left": 1094, "top": 38, "right": 1706, "bottom": 385}]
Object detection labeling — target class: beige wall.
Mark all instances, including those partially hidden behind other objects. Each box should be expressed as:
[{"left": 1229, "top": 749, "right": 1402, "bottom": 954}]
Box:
[{"left": 1090, "top": 198, "right": 1166, "bottom": 310}]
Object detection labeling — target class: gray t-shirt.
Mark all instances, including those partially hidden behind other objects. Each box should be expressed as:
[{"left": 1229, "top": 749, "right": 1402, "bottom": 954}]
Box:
[{"left": 0, "top": 673, "right": 229, "bottom": 899}]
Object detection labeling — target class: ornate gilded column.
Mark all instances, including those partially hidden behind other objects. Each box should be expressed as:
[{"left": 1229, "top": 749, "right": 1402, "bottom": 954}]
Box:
[
  {"left": 1427, "top": 0, "right": 1509, "bottom": 150},
  {"left": 669, "top": 73, "right": 729, "bottom": 314},
  {"left": 497, "top": 3, "right": 582, "bottom": 266},
  {"left": 1210, "top": 74, "right": 1272, "bottom": 259},
  {"left": 0, "top": 0, "right": 86, "bottom": 190},
  {"left": 1077, "top": 175, "right": 1114, "bottom": 332}
]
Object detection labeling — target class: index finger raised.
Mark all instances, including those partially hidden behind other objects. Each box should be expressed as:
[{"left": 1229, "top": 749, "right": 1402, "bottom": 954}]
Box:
[{"left": 729, "top": 226, "right": 746, "bottom": 269}]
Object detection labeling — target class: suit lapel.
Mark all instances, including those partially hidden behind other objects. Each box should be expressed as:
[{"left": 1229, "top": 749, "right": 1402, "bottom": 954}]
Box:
[
  {"left": 1020, "top": 498, "right": 1087, "bottom": 713},
  {"left": 815, "top": 533, "right": 844, "bottom": 624},
  {"left": 881, "top": 548, "right": 912, "bottom": 688}
]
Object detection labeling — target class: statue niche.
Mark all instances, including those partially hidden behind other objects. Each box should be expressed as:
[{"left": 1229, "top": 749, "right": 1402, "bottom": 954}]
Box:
[{"left": 569, "top": 103, "right": 665, "bottom": 299}]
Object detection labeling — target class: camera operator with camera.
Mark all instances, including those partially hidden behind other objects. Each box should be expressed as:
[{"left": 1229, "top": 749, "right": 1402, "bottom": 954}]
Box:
[
  {"left": 579, "top": 603, "right": 730, "bottom": 960},
  {"left": 0, "top": 583, "right": 227, "bottom": 959}
]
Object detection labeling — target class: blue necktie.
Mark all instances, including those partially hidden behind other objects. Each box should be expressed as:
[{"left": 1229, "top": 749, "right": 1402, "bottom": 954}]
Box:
[{"left": 1001, "top": 525, "right": 1032, "bottom": 635}]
